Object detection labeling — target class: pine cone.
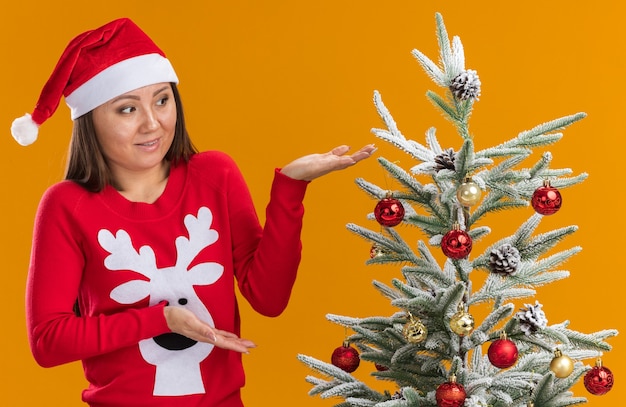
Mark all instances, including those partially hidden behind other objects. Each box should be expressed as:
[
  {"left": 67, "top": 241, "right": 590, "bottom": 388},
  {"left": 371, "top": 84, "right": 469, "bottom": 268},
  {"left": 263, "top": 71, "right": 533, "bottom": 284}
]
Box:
[
  {"left": 434, "top": 148, "right": 456, "bottom": 172},
  {"left": 515, "top": 301, "right": 548, "bottom": 336},
  {"left": 489, "top": 244, "right": 521, "bottom": 276},
  {"left": 449, "top": 69, "right": 481, "bottom": 101},
  {"left": 391, "top": 389, "right": 405, "bottom": 400}
]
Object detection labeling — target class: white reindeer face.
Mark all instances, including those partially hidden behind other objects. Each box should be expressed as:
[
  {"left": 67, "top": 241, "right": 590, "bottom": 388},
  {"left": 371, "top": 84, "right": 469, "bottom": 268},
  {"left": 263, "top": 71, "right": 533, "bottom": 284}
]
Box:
[{"left": 98, "top": 206, "right": 223, "bottom": 396}]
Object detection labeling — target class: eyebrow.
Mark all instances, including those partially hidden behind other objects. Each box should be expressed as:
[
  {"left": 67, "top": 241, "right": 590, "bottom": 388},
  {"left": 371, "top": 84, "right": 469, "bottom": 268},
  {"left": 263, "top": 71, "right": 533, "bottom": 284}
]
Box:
[{"left": 109, "top": 86, "right": 171, "bottom": 103}]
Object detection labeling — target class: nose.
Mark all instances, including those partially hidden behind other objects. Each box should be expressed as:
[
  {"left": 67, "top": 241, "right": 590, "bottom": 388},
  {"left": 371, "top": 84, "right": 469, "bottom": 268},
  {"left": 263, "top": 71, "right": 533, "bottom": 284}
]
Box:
[{"left": 140, "top": 107, "right": 160, "bottom": 132}]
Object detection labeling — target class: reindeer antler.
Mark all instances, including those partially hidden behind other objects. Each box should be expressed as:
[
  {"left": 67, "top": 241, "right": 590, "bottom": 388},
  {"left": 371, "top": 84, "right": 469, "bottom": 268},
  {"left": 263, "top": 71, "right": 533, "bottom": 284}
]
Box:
[
  {"left": 98, "top": 229, "right": 157, "bottom": 278},
  {"left": 175, "top": 207, "right": 219, "bottom": 270},
  {"left": 99, "top": 229, "right": 159, "bottom": 304}
]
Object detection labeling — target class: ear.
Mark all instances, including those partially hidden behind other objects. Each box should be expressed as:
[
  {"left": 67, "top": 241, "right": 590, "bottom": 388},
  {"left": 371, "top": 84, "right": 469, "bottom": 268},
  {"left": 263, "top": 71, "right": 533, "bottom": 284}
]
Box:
[
  {"left": 110, "top": 280, "right": 151, "bottom": 304},
  {"left": 188, "top": 263, "right": 224, "bottom": 286}
]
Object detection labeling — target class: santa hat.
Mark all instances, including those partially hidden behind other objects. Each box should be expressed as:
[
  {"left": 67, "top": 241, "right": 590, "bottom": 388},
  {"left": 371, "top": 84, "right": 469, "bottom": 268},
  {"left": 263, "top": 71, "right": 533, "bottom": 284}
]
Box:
[{"left": 11, "top": 18, "right": 178, "bottom": 146}]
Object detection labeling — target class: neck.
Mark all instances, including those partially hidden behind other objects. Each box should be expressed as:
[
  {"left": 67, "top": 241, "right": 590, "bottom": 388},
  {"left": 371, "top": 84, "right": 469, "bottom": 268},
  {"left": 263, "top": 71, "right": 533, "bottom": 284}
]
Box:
[{"left": 112, "top": 161, "right": 171, "bottom": 204}]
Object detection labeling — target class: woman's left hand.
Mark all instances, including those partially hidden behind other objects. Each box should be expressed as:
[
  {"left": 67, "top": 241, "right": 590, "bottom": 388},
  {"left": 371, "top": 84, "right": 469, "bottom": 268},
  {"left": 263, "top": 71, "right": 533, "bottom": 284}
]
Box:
[{"left": 280, "top": 144, "right": 376, "bottom": 181}]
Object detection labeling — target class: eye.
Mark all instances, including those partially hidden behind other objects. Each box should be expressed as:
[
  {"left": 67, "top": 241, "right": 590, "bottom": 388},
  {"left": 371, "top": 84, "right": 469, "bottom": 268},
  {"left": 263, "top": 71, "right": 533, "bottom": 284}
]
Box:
[
  {"left": 119, "top": 106, "right": 135, "bottom": 114},
  {"left": 178, "top": 298, "right": 188, "bottom": 305},
  {"left": 156, "top": 96, "right": 169, "bottom": 106}
]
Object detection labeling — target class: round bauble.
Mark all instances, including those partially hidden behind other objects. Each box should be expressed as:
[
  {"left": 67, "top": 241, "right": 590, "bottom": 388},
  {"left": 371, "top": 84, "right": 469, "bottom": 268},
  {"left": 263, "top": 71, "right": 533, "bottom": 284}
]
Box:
[
  {"left": 584, "top": 359, "right": 614, "bottom": 395},
  {"left": 550, "top": 349, "right": 574, "bottom": 378},
  {"left": 449, "top": 309, "right": 474, "bottom": 336},
  {"left": 331, "top": 342, "right": 360, "bottom": 373},
  {"left": 435, "top": 375, "right": 466, "bottom": 407},
  {"left": 369, "top": 243, "right": 387, "bottom": 259},
  {"left": 487, "top": 334, "right": 518, "bottom": 368},
  {"left": 374, "top": 363, "right": 388, "bottom": 372},
  {"left": 456, "top": 179, "right": 482, "bottom": 206},
  {"left": 441, "top": 226, "right": 472, "bottom": 259},
  {"left": 531, "top": 180, "right": 562, "bottom": 215},
  {"left": 374, "top": 197, "right": 405, "bottom": 227},
  {"left": 403, "top": 316, "right": 428, "bottom": 344}
]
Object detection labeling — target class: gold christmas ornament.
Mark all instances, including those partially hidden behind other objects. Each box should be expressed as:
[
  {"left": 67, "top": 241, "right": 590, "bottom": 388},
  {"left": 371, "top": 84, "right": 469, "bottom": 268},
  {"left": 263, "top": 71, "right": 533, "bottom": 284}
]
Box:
[
  {"left": 403, "top": 314, "right": 428, "bottom": 344},
  {"left": 449, "top": 305, "right": 474, "bottom": 336},
  {"left": 369, "top": 243, "right": 387, "bottom": 259},
  {"left": 456, "top": 177, "right": 482, "bottom": 207},
  {"left": 550, "top": 349, "right": 574, "bottom": 378}
]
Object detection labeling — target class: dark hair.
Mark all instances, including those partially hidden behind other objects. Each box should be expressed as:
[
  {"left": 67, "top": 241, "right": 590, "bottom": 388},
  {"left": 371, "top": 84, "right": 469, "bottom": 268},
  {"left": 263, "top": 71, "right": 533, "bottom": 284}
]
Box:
[{"left": 64, "top": 83, "right": 197, "bottom": 192}]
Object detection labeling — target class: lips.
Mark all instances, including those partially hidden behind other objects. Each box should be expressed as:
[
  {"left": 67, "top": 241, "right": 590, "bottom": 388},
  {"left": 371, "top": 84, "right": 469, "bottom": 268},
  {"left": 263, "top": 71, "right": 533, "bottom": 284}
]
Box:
[{"left": 137, "top": 139, "right": 158, "bottom": 147}]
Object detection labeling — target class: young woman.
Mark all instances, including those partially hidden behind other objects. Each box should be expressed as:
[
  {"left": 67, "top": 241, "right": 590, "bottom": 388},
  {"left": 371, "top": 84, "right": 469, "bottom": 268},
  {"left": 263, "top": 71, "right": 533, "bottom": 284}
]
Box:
[{"left": 12, "top": 18, "right": 374, "bottom": 406}]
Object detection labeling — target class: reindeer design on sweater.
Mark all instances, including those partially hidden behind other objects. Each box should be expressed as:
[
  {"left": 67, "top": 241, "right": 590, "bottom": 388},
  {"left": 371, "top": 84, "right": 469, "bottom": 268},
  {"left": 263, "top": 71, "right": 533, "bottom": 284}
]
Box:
[{"left": 98, "top": 206, "right": 223, "bottom": 396}]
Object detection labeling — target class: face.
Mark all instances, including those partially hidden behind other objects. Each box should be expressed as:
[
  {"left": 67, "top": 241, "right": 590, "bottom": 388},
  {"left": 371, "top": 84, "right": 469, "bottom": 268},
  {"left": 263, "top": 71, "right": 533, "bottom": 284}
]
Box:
[{"left": 92, "top": 82, "right": 177, "bottom": 180}]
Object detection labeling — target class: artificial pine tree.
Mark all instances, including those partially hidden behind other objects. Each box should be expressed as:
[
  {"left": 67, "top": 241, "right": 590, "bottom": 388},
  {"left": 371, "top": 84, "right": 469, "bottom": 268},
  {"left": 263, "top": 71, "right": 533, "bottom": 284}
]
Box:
[{"left": 298, "top": 12, "right": 618, "bottom": 407}]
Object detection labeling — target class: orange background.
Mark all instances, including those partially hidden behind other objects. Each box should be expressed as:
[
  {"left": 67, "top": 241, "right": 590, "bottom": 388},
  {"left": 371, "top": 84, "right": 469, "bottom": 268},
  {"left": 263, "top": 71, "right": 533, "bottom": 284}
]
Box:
[{"left": 1, "top": 1, "right": 624, "bottom": 406}]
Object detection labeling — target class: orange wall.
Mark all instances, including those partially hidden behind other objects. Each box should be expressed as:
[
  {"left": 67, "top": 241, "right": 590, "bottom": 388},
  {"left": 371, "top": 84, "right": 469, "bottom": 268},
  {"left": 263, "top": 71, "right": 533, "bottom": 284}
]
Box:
[{"left": 1, "top": 1, "right": 623, "bottom": 406}]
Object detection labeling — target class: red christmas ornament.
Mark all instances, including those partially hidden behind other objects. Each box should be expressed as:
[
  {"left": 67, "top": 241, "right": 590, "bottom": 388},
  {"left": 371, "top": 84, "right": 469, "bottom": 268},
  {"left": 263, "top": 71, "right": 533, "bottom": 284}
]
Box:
[
  {"left": 487, "top": 333, "right": 518, "bottom": 369},
  {"left": 584, "top": 359, "right": 614, "bottom": 395},
  {"left": 331, "top": 341, "right": 360, "bottom": 373},
  {"left": 441, "top": 224, "right": 472, "bottom": 259},
  {"left": 374, "top": 197, "right": 405, "bottom": 227},
  {"left": 374, "top": 363, "right": 388, "bottom": 371},
  {"left": 435, "top": 375, "right": 466, "bottom": 407},
  {"left": 531, "top": 180, "right": 562, "bottom": 215}
]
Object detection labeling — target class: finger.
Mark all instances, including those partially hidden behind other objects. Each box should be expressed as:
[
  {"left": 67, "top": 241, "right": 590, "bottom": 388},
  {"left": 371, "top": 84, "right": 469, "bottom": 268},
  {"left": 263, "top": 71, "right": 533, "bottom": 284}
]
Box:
[
  {"left": 184, "top": 318, "right": 217, "bottom": 342},
  {"left": 206, "top": 327, "right": 257, "bottom": 352},
  {"left": 361, "top": 144, "right": 377, "bottom": 154},
  {"left": 212, "top": 328, "right": 240, "bottom": 339},
  {"left": 215, "top": 335, "right": 257, "bottom": 353},
  {"left": 350, "top": 144, "right": 377, "bottom": 162},
  {"left": 330, "top": 145, "right": 351, "bottom": 156},
  {"left": 353, "top": 144, "right": 377, "bottom": 155},
  {"left": 239, "top": 339, "right": 257, "bottom": 348},
  {"left": 350, "top": 152, "right": 373, "bottom": 163},
  {"left": 331, "top": 144, "right": 375, "bottom": 162}
]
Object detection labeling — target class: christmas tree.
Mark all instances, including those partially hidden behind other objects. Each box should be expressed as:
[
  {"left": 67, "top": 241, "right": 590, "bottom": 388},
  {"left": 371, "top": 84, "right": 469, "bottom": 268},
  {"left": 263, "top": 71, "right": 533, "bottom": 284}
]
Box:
[{"left": 298, "top": 12, "right": 618, "bottom": 407}]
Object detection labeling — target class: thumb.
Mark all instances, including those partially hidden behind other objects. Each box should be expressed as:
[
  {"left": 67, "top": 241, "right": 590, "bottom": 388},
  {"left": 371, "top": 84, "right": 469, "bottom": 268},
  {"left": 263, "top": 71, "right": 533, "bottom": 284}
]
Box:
[{"left": 330, "top": 145, "right": 351, "bottom": 156}]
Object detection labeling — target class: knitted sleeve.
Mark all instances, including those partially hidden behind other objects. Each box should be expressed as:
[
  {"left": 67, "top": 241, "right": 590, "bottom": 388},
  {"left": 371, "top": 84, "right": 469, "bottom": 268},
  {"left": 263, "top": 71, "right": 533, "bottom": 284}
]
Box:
[
  {"left": 226, "top": 162, "right": 309, "bottom": 317},
  {"left": 25, "top": 184, "right": 171, "bottom": 367}
]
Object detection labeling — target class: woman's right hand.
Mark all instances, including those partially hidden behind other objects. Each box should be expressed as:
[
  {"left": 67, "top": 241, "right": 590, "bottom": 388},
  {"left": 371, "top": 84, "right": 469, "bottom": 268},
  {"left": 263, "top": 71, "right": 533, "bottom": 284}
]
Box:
[
  {"left": 164, "top": 306, "right": 256, "bottom": 354},
  {"left": 280, "top": 144, "right": 376, "bottom": 181}
]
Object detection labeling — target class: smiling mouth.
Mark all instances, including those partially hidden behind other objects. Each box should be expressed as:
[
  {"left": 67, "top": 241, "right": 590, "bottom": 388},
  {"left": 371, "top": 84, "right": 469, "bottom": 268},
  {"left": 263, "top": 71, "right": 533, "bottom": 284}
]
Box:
[
  {"left": 138, "top": 140, "right": 158, "bottom": 147},
  {"left": 153, "top": 333, "right": 197, "bottom": 350}
]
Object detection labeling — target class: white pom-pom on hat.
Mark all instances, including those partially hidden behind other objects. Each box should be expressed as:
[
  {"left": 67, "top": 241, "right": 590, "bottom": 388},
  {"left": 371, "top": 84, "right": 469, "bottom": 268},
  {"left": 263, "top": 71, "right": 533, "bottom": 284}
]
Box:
[{"left": 11, "top": 114, "right": 39, "bottom": 146}]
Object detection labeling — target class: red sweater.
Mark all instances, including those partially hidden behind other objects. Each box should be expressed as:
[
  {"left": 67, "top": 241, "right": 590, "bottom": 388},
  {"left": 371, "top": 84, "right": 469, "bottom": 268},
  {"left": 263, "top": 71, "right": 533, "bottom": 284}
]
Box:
[{"left": 26, "top": 151, "right": 309, "bottom": 406}]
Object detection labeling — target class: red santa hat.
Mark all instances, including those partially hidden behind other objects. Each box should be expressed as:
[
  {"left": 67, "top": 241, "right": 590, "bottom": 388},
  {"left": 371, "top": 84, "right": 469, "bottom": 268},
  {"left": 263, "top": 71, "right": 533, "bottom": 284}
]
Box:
[{"left": 11, "top": 18, "right": 178, "bottom": 146}]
